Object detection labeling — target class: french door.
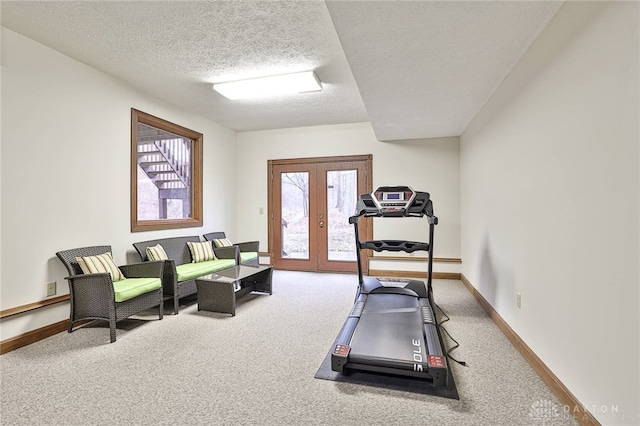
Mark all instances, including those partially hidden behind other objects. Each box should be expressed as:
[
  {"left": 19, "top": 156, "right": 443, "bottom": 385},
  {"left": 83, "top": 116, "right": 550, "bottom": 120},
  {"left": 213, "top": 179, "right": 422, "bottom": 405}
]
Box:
[{"left": 269, "top": 155, "right": 371, "bottom": 273}]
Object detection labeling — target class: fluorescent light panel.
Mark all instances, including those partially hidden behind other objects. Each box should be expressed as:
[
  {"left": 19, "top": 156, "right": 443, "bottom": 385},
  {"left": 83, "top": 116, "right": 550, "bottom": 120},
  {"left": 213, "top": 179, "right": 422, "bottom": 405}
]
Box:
[{"left": 213, "top": 71, "right": 322, "bottom": 100}]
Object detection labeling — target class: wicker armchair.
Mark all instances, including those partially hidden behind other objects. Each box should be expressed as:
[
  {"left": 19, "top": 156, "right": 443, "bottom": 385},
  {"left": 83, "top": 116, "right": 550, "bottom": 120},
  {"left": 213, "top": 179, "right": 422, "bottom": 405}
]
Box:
[
  {"left": 56, "top": 246, "right": 164, "bottom": 343},
  {"left": 203, "top": 232, "right": 260, "bottom": 266}
]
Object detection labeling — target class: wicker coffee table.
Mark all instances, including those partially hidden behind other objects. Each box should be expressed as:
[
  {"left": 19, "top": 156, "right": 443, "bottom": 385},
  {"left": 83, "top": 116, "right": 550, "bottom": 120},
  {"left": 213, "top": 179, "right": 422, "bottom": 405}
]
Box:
[{"left": 195, "top": 265, "right": 273, "bottom": 316}]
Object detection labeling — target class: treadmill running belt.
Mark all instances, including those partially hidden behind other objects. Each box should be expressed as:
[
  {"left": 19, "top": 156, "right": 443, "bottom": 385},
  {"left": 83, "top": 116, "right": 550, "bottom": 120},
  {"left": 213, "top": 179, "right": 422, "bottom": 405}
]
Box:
[{"left": 348, "top": 294, "right": 425, "bottom": 367}]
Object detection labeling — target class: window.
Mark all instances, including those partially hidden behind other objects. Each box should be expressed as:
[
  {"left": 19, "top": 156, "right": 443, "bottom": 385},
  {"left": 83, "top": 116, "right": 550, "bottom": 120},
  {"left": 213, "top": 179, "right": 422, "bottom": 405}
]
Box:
[{"left": 131, "top": 109, "right": 203, "bottom": 232}]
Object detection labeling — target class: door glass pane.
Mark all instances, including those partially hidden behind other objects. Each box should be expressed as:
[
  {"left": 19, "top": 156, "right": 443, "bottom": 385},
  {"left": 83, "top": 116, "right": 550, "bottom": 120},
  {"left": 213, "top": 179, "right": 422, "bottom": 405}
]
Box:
[
  {"left": 281, "top": 172, "right": 309, "bottom": 259},
  {"left": 326, "top": 170, "right": 357, "bottom": 261}
]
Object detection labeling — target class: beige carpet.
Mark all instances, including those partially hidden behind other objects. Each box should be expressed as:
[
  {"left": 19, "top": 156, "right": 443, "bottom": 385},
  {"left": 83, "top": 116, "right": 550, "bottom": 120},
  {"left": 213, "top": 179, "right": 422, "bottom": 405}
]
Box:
[{"left": 0, "top": 270, "right": 577, "bottom": 425}]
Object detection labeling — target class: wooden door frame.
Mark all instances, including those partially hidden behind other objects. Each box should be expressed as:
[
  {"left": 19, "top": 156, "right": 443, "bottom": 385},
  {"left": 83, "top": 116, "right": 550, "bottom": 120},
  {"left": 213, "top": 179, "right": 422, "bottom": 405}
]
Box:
[
  {"left": 270, "top": 162, "right": 319, "bottom": 271},
  {"left": 267, "top": 154, "right": 373, "bottom": 273},
  {"left": 316, "top": 160, "right": 369, "bottom": 272}
]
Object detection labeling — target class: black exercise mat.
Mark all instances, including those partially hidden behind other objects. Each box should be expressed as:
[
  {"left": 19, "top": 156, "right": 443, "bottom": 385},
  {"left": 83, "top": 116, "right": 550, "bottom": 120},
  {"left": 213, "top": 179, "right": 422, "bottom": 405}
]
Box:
[{"left": 314, "top": 343, "right": 459, "bottom": 400}]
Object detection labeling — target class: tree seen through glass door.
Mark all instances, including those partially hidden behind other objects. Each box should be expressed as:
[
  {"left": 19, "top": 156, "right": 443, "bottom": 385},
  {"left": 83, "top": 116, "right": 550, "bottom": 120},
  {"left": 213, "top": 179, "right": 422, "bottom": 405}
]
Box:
[
  {"left": 281, "top": 172, "right": 309, "bottom": 259},
  {"left": 326, "top": 170, "right": 357, "bottom": 261}
]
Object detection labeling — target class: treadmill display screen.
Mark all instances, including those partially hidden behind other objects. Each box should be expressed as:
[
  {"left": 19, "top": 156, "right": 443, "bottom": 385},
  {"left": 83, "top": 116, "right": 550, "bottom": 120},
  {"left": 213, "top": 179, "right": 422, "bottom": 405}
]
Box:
[{"left": 382, "top": 192, "right": 404, "bottom": 201}]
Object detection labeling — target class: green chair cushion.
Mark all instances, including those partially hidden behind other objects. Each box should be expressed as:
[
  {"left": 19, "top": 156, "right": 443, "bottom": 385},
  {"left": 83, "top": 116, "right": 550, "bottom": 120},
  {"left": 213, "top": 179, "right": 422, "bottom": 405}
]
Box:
[
  {"left": 176, "top": 259, "right": 236, "bottom": 281},
  {"left": 240, "top": 252, "right": 259, "bottom": 262},
  {"left": 113, "top": 277, "right": 161, "bottom": 303}
]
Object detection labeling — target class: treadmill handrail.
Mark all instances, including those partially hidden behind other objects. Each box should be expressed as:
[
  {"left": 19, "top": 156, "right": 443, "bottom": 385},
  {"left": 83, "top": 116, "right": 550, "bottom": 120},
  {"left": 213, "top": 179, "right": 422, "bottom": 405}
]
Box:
[
  {"left": 350, "top": 211, "right": 438, "bottom": 224},
  {"left": 350, "top": 187, "right": 438, "bottom": 291},
  {"left": 359, "top": 240, "right": 429, "bottom": 253}
]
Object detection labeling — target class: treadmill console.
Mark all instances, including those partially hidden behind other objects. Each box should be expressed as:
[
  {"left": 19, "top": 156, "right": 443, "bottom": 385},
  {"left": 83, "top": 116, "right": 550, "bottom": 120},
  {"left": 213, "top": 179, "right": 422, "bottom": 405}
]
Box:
[
  {"left": 372, "top": 186, "right": 416, "bottom": 213},
  {"left": 351, "top": 185, "right": 433, "bottom": 219}
]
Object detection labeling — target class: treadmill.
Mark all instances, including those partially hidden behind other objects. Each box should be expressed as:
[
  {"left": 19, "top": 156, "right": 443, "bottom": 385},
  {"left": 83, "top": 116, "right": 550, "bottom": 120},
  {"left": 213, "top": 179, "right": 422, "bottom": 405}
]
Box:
[{"left": 331, "top": 186, "right": 449, "bottom": 386}]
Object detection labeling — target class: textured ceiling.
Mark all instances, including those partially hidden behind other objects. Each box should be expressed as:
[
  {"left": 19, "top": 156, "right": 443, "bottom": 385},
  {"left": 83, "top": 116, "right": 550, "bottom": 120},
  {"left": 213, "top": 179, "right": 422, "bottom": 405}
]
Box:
[
  {"left": 326, "top": 1, "right": 564, "bottom": 140},
  {"left": 1, "top": 1, "right": 564, "bottom": 141}
]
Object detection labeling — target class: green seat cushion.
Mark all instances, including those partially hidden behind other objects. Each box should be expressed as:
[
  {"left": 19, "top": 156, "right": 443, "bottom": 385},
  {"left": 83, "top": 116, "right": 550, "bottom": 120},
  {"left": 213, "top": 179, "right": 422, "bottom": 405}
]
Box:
[
  {"left": 240, "top": 252, "right": 258, "bottom": 262},
  {"left": 176, "top": 259, "right": 236, "bottom": 281},
  {"left": 113, "top": 277, "right": 161, "bottom": 303}
]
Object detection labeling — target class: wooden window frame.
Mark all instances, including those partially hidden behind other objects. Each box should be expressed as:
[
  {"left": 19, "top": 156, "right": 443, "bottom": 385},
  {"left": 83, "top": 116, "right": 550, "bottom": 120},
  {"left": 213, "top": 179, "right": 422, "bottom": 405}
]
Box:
[{"left": 131, "top": 108, "right": 203, "bottom": 232}]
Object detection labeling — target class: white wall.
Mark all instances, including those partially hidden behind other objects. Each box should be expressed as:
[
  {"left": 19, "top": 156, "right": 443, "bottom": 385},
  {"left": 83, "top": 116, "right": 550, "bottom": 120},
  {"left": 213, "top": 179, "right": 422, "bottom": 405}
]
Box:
[
  {"left": 460, "top": 2, "right": 639, "bottom": 424},
  {"left": 236, "top": 123, "right": 460, "bottom": 264},
  {"left": 0, "top": 28, "right": 238, "bottom": 340}
]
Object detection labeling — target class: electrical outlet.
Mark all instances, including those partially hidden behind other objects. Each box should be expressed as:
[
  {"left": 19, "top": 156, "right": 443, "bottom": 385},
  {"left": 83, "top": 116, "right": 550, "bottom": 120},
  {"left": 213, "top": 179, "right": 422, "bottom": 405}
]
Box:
[
  {"left": 516, "top": 292, "right": 522, "bottom": 309},
  {"left": 408, "top": 252, "right": 415, "bottom": 257},
  {"left": 47, "top": 281, "right": 57, "bottom": 297},
  {"left": 259, "top": 207, "right": 264, "bottom": 215}
]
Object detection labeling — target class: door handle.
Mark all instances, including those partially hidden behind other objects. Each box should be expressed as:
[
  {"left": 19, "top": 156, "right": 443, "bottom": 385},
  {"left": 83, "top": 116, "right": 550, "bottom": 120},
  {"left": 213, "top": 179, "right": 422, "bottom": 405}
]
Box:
[{"left": 319, "top": 221, "right": 325, "bottom": 228}]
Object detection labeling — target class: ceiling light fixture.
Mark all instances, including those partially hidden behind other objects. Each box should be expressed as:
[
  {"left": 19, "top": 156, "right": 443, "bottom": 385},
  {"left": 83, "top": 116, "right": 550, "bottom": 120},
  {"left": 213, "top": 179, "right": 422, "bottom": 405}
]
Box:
[{"left": 212, "top": 71, "right": 322, "bottom": 100}]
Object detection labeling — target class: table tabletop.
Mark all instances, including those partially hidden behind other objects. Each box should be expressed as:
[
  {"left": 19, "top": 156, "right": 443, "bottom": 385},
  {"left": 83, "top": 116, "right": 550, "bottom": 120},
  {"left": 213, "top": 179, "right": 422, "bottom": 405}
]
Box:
[{"left": 198, "top": 264, "right": 272, "bottom": 283}]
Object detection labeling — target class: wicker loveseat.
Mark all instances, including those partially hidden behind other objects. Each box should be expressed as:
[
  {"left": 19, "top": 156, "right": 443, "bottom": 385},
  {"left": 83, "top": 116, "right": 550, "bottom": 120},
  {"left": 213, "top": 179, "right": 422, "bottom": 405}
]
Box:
[
  {"left": 132, "top": 236, "right": 237, "bottom": 314},
  {"left": 56, "top": 245, "right": 164, "bottom": 343},
  {"left": 203, "top": 232, "right": 260, "bottom": 266}
]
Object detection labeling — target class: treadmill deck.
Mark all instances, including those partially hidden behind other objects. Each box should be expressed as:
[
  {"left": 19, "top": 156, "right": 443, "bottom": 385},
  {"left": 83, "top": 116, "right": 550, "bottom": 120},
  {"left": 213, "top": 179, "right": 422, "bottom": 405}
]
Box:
[{"left": 349, "top": 293, "right": 425, "bottom": 364}]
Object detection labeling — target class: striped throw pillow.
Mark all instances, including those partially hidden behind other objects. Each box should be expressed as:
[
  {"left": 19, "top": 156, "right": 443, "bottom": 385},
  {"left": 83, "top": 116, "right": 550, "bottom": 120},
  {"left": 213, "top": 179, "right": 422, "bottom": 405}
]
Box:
[
  {"left": 187, "top": 241, "right": 216, "bottom": 263},
  {"left": 77, "top": 252, "right": 125, "bottom": 281},
  {"left": 212, "top": 238, "right": 233, "bottom": 248},
  {"left": 146, "top": 244, "right": 168, "bottom": 261}
]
